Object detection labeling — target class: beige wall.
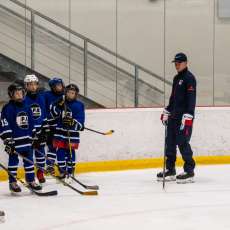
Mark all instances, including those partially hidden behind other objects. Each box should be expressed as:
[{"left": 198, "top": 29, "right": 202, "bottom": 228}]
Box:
[{"left": 1, "top": 0, "right": 230, "bottom": 106}]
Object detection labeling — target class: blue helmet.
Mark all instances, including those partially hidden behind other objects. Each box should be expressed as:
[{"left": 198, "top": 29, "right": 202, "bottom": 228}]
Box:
[{"left": 48, "top": 77, "right": 64, "bottom": 88}]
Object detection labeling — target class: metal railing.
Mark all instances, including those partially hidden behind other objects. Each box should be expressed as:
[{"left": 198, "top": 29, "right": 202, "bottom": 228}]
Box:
[{"left": 0, "top": 0, "right": 171, "bottom": 107}]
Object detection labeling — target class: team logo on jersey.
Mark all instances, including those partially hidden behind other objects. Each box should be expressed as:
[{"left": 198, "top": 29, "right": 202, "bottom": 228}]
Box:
[
  {"left": 31, "top": 103, "right": 41, "bottom": 119},
  {"left": 179, "top": 80, "right": 183, "bottom": 85},
  {"left": 62, "top": 108, "right": 72, "bottom": 118},
  {"left": 16, "top": 112, "right": 29, "bottom": 129}
]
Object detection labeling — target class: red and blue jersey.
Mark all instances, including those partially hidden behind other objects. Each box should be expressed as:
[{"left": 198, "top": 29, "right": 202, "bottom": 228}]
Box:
[{"left": 166, "top": 68, "right": 196, "bottom": 119}]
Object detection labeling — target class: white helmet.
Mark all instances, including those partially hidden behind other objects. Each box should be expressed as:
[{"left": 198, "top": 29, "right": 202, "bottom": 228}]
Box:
[{"left": 24, "top": 74, "right": 39, "bottom": 84}]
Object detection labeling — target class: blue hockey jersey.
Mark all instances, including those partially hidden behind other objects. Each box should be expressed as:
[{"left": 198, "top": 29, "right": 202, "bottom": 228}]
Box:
[
  {"left": 42, "top": 90, "right": 64, "bottom": 129},
  {"left": 24, "top": 92, "right": 48, "bottom": 131},
  {"left": 24, "top": 92, "right": 49, "bottom": 145},
  {"left": 0, "top": 100, "right": 35, "bottom": 152},
  {"left": 50, "top": 99, "right": 85, "bottom": 144}
]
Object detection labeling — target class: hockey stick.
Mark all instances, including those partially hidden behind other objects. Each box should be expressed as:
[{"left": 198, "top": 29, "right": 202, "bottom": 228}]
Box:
[
  {"left": 55, "top": 176, "right": 97, "bottom": 195},
  {"left": 85, "top": 127, "right": 114, "bottom": 136},
  {"left": 0, "top": 162, "right": 57, "bottom": 196},
  {"left": 14, "top": 151, "right": 98, "bottom": 196},
  {"left": 162, "top": 124, "right": 167, "bottom": 190},
  {"left": 51, "top": 158, "right": 99, "bottom": 190},
  {"left": 70, "top": 176, "right": 99, "bottom": 190},
  {"left": 63, "top": 97, "right": 75, "bottom": 177},
  {"left": 35, "top": 148, "right": 99, "bottom": 190}
]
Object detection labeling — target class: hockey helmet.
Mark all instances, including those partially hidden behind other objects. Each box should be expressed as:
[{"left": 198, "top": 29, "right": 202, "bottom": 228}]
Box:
[
  {"left": 65, "top": 84, "right": 79, "bottom": 101},
  {"left": 8, "top": 83, "right": 25, "bottom": 98},
  {"left": 65, "top": 84, "right": 79, "bottom": 93},
  {"left": 24, "top": 74, "right": 39, "bottom": 84},
  {"left": 48, "top": 77, "right": 64, "bottom": 88}
]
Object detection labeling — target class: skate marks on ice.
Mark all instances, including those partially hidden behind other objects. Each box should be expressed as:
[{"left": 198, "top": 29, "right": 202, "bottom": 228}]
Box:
[{"left": 0, "top": 165, "right": 230, "bottom": 229}]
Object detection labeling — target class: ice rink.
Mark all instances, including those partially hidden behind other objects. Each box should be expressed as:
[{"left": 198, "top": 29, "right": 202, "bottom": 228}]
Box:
[{"left": 1, "top": 165, "right": 230, "bottom": 230}]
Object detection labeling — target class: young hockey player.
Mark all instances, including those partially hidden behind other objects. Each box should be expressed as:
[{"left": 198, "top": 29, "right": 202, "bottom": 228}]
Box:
[
  {"left": 24, "top": 74, "right": 49, "bottom": 183},
  {"left": 43, "top": 78, "right": 64, "bottom": 174},
  {"left": 50, "top": 84, "right": 85, "bottom": 180},
  {"left": 0, "top": 84, "right": 42, "bottom": 193}
]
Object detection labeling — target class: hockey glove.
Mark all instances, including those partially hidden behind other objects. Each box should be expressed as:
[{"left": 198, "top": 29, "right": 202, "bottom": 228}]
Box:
[
  {"left": 4, "top": 139, "right": 15, "bottom": 155},
  {"left": 160, "top": 109, "right": 170, "bottom": 126},
  {"left": 180, "top": 113, "right": 193, "bottom": 130},
  {"left": 80, "top": 124, "right": 84, "bottom": 131},
  {"left": 32, "top": 133, "right": 47, "bottom": 149},
  {"left": 32, "top": 138, "right": 41, "bottom": 149},
  {"left": 33, "top": 127, "right": 49, "bottom": 149},
  {"left": 62, "top": 116, "right": 76, "bottom": 128},
  {"left": 55, "top": 96, "right": 65, "bottom": 110}
]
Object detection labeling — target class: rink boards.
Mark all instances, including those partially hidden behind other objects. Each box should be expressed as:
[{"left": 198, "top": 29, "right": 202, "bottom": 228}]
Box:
[{"left": 0, "top": 107, "right": 230, "bottom": 180}]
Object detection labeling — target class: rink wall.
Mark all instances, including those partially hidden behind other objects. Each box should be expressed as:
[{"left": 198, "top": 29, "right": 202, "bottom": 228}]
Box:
[{"left": 1, "top": 107, "right": 230, "bottom": 180}]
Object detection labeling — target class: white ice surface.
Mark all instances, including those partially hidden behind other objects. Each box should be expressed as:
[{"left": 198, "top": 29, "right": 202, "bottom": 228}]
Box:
[{"left": 1, "top": 165, "right": 230, "bottom": 230}]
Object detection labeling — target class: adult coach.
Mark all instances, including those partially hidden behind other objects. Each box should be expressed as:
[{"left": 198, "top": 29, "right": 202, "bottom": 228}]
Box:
[{"left": 157, "top": 52, "right": 197, "bottom": 183}]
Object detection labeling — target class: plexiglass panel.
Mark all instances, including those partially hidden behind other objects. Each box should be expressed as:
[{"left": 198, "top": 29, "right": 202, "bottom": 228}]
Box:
[{"left": 0, "top": 0, "right": 230, "bottom": 107}]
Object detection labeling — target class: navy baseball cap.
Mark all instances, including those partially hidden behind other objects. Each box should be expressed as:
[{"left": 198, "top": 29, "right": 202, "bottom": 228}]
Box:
[{"left": 172, "top": 53, "right": 187, "bottom": 63}]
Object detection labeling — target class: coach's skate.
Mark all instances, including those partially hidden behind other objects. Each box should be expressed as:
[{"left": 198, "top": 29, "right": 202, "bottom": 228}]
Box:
[
  {"left": 157, "top": 169, "right": 176, "bottom": 182},
  {"left": 176, "top": 172, "right": 194, "bottom": 184},
  {"left": 9, "top": 182, "right": 21, "bottom": 193}
]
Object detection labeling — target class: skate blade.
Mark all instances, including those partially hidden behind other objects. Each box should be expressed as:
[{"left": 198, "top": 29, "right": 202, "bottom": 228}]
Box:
[
  {"left": 37, "top": 180, "right": 45, "bottom": 185},
  {"left": 10, "top": 191, "right": 21, "bottom": 196},
  {"left": 38, "top": 180, "right": 46, "bottom": 184},
  {"left": 176, "top": 177, "right": 194, "bottom": 184},
  {"left": 157, "top": 176, "right": 176, "bottom": 182},
  {"left": 64, "top": 178, "right": 73, "bottom": 185},
  {"left": 29, "top": 188, "right": 43, "bottom": 193},
  {"left": 0, "top": 213, "right": 5, "bottom": 223}
]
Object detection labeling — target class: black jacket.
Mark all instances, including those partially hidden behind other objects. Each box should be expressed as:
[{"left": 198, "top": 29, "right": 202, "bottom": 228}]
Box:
[{"left": 166, "top": 67, "right": 196, "bottom": 119}]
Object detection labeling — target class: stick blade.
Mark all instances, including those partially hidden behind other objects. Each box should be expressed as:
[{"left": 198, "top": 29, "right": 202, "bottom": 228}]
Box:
[
  {"left": 89, "top": 185, "right": 99, "bottom": 190},
  {"left": 82, "top": 190, "right": 98, "bottom": 196},
  {"left": 34, "top": 190, "right": 58, "bottom": 196},
  {"left": 84, "top": 185, "right": 99, "bottom": 190},
  {"left": 105, "top": 130, "right": 114, "bottom": 135}
]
